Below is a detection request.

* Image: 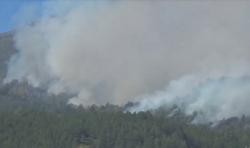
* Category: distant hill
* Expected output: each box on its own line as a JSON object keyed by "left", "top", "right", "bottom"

{"left": 0, "top": 32, "right": 16, "bottom": 82}
{"left": 0, "top": 31, "right": 71, "bottom": 111}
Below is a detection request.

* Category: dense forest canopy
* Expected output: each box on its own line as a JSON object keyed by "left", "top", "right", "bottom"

{"left": 0, "top": 83, "right": 250, "bottom": 148}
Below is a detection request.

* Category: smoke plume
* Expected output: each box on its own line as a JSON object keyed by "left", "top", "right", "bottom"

{"left": 128, "top": 74, "right": 250, "bottom": 123}
{"left": 4, "top": 1, "right": 250, "bottom": 122}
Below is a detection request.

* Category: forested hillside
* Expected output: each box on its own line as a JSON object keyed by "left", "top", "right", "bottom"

{"left": 0, "top": 93, "right": 250, "bottom": 148}
{"left": 0, "top": 32, "right": 250, "bottom": 148}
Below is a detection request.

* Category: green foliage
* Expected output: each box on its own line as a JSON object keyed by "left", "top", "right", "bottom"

{"left": 0, "top": 96, "right": 250, "bottom": 148}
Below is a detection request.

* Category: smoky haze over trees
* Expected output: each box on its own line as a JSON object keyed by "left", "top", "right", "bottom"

{"left": 3, "top": 1, "right": 250, "bottom": 123}
{"left": 0, "top": 1, "right": 250, "bottom": 147}
{"left": 0, "top": 30, "right": 250, "bottom": 148}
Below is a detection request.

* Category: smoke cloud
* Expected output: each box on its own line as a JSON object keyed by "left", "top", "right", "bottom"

{"left": 128, "top": 74, "right": 250, "bottom": 123}
{"left": 4, "top": 1, "right": 250, "bottom": 121}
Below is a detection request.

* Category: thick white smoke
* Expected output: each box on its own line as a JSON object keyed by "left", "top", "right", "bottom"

{"left": 4, "top": 1, "right": 250, "bottom": 121}
{"left": 128, "top": 74, "right": 250, "bottom": 123}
